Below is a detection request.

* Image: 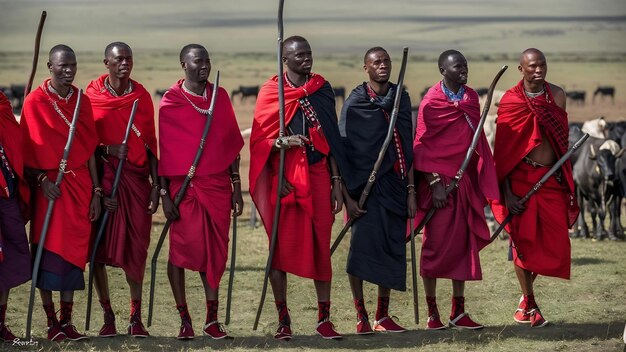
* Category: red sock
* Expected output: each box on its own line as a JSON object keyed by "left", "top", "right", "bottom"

{"left": 451, "top": 296, "right": 465, "bottom": 319}
{"left": 353, "top": 298, "right": 369, "bottom": 321}
{"left": 42, "top": 303, "right": 58, "bottom": 327}
{"left": 426, "top": 296, "right": 439, "bottom": 317}
{"left": 525, "top": 294, "right": 537, "bottom": 309}
{"left": 59, "top": 300, "right": 73, "bottom": 325}
{"left": 176, "top": 303, "right": 191, "bottom": 323}
{"left": 318, "top": 301, "right": 330, "bottom": 323}
{"left": 206, "top": 300, "right": 218, "bottom": 323}
{"left": 375, "top": 296, "right": 389, "bottom": 321}
{"left": 275, "top": 301, "right": 291, "bottom": 327}
{"left": 0, "top": 303, "right": 6, "bottom": 324}
{"left": 130, "top": 299, "right": 142, "bottom": 321}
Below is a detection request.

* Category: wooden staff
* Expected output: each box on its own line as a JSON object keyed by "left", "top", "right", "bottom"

{"left": 24, "top": 11, "right": 47, "bottom": 97}
{"left": 412, "top": 65, "right": 508, "bottom": 237}
{"left": 329, "top": 47, "right": 409, "bottom": 256}
{"left": 253, "top": 0, "right": 286, "bottom": 331}
{"left": 85, "top": 99, "right": 139, "bottom": 330}
{"left": 147, "top": 72, "right": 220, "bottom": 327}
{"left": 25, "top": 91, "right": 83, "bottom": 340}
{"left": 225, "top": 213, "right": 237, "bottom": 325}
{"left": 489, "top": 133, "right": 589, "bottom": 242}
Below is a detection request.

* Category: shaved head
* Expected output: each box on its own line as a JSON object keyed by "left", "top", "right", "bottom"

{"left": 105, "top": 41, "right": 132, "bottom": 59}
{"left": 179, "top": 43, "right": 207, "bottom": 63}
{"left": 438, "top": 49, "right": 463, "bottom": 69}
{"left": 49, "top": 44, "right": 74, "bottom": 61}
{"left": 519, "top": 48, "right": 545, "bottom": 65}
{"left": 283, "top": 35, "right": 308, "bottom": 51}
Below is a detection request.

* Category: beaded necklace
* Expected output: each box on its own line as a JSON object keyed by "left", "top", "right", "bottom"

{"left": 181, "top": 81, "right": 211, "bottom": 115}
{"left": 104, "top": 76, "right": 133, "bottom": 97}
{"left": 44, "top": 82, "right": 74, "bottom": 127}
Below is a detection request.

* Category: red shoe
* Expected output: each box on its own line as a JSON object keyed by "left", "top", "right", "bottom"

{"left": 98, "top": 322, "right": 117, "bottom": 337}
{"left": 426, "top": 315, "right": 447, "bottom": 330}
{"left": 203, "top": 320, "right": 228, "bottom": 340}
{"left": 372, "top": 316, "right": 406, "bottom": 333}
{"left": 177, "top": 320, "right": 195, "bottom": 340}
{"left": 513, "top": 296, "right": 530, "bottom": 324}
{"left": 529, "top": 308, "right": 549, "bottom": 328}
{"left": 47, "top": 323, "right": 67, "bottom": 342}
{"left": 274, "top": 324, "right": 292, "bottom": 340}
{"left": 61, "top": 323, "right": 88, "bottom": 341}
{"left": 128, "top": 319, "right": 149, "bottom": 338}
{"left": 0, "top": 323, "right": 17, "bottom": 342}
{"left": 449, "top": 313, "right": 484, "bottom": 330}
{"left": 316, "top": 320, "right": 342, "bottom": 340}
{"left": 356, "top": 319, "right": 374, "bottom": 335}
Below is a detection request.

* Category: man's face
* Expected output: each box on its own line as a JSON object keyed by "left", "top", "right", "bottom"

{"left": 364, "top": 50, "right": 392, "bottom": 84}
{"left": 105, "top": 46, "right": 133, "bottom": 80}
{"left": 519, "top": 52, "right": 547, "bottom": 84}
{"left": 182, "top": 47, "right": 211, "bottom": 83}
{"left": 440, "top": 54, "right": 468, "bottom": 85}
{"left": 283, "top": 40, "right": 312, "bottom": 76}
{"left": 47, "top": 50, "right": 77, "bottom": 88}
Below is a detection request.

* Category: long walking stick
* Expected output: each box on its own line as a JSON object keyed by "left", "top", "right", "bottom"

{"left": 24, "top": 11, "right": 47, "bottom": 97}
{"left": 329, "top": 47, "right": 409, "bottom": 256}
{"left": 25, "top": 91, "right": 83, "bottom": 340}
{"left": 225, "top": 214, "right": 237, "bottom": 325}
{"left": 253, "top": 0, "right": 286, "bottom": 331}
{"left": 85, "top": 99, "right": 139, "bottom": 330}
{"left": 147, "top": 72, "right": 220, "bottom": 327}
{"left": 408, "top": 204, "right": 419, "bottom": 324}
{"left": 489, "top": 133, "right": 589, "bottom": 242}
{"left": 411, "top": 65, "right": 508, "bottom": 237}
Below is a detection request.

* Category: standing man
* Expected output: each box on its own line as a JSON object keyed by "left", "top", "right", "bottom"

{"left": 250, "top": 36, "right": 344, "bottom": 340}
{"left": 413, "top": 50, "right": 499, "bottom": 330}
{"left": 0, "top": 91, "right": 31, "bottom": 342}
{"left": 158, "top": 44, "right": 243, "bottom": 340}
{"left": 21, "top": 44, "right": 101, "bottom": 341}
{"left": 337, "top": 47, "right": 414, "bottom": 334}
{"left": 491, "top": 48, "right": 577, "bottom": 328}
{"left": 86, "top": 41, "right": 159, "bottom": 338}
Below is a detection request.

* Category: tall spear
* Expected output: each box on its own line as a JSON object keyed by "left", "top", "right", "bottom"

{"left": 329, "top": 47, "right": 410, "bottom": 256}
{"left": 253, "top": 0, "right": 286, "bottom": 331}
{"left": 85, "top": 99, "right": 139, "bottom": 330}
{"left": 147, "top": 72, "right": 220, "bottom": 327}
{"left": 25, "top": 91, "right": 83, "bottom": 340}
{"left": 224, "top": 213, "right": 237, "bottom": 325}
{"left": 24, "top": 11, "right": 47, "bottom": 98}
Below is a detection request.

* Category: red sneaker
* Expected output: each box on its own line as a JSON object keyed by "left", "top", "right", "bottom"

{"left": 47, "top": 323, "right": 66, "bottom": 342}
{"left": 316, "top": 320, "right": 342, "bottom": 340}
{"left": 203, "top": 320, "right": 228, "bottom": 340}
{"left": 513, "top": 296, "right": 530, "bottom": 324}
{"left": 0, "top": 323, "right": 17, "bottom": 342}
{"left": 177, "top": 320, "right": 195, "bottom": 340}
{"left": 61, "top": 323, "right": 88, "bottom": 341}
{"left": 426, "top": 315, "right": 447, "bottom": 330}
{"left": 529, "top": 308, "right": 549, "bottom": 328}
{"left": 356, "top": 319, "right": 374, "bottom": 335}
{"left": 98, "top": 322, "right": 117, "bottom": 337}
{"left": 449, "top": 313, "right": 484, "bottom": 330}
{"left": 128, "top": 319, "right": 149, "bottom": 338}
{"left": 372, "top": 316, "right": 406, "bottom": 333}
{"left": 274, "top": 324, "right": 292, "bottom": 340}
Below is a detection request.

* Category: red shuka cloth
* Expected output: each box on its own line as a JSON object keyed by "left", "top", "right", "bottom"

{"left": 413, "top": 82, "right": 499, "bottom": 280}
{"left": 249, "top": 73, "right": 333, "bottom": 280}
{"left": 21, "top": 81, "right": 98, "bottom": 269}
{"left": 86, "top": 74, "right": 158, "bottom": 166}
{"left": 158, "top": 80, "right": 243, "bottom": 286}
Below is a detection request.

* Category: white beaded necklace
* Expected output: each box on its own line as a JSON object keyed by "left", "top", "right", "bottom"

{"left": 44, "top": 82, "right": 74, "bottom": 127}
{"left": 181, "top": 81, "right": 211, "bottom": 115}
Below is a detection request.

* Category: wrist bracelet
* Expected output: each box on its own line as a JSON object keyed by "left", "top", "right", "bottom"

{"left": 407, "top": 183, "right": 415, "bottom": 189}
{"left": 331, "top": 175, "right": 342, "bottom": 181}
{"left": 429, "top": 177, "right": 441, "bottom": 187}
{"left": 231, "top": 179, "right": 241, "bottom": 184}
{"left": 37, "top": 173, "right": 48, "bottom": 187}
{"left": 151, "top": 183, "right": 160, "bottom": 190}
{"left": 93, "top": 186, "right": 103, "bottom": 197}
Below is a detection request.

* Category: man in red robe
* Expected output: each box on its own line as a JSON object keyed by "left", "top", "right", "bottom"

{"left": 21, "top": 45, "right": 101, "bottom": 341}
{"left": 491, "top": 48, "right": 577, "bottom": 328}
{"left": 413, "top": 50, "right": 499, "bottom": 330}
{"left": 86, "top": 42, "right": 159, "bottom": 338}
{"left": 250, "top": 36, "right": 344, "bottom": 340}
{"left": 158, "top": 44, "right": 243, "bottom": 340}
{"left": 0, "top": 91, "right": 31, "bottom": 342}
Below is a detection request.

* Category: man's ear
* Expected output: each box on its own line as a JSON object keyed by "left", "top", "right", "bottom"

{"left": 47, "top": 61, "right": 52, "bottom": 71}
{"left": 180, "top": 61, "right": 186, "bottom": 70}
{"left": 518, "top": 65, "right": 523, "bottom": 73}
{"left": 103, "top": 58, "right": 109, "bottom": 67}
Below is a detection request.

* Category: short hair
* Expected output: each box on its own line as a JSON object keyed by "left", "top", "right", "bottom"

{"left": 49, "top": 44, "right": 74, "bottom": 61}
{"left": 363, "top": 47, "right": 388, "bottom": 64}
{"left": 179, "top": 44, "right": 207, "bottom": 62}
{"left": 519, "top": 48, "right": 545, "bottom": 64}
{"left": 104, "top": 41, "right": 132, "bottom": 58}
{"left": 282, "top": 36, "right": 308, "bottom": 51}
{"left": 438, "top": 49, "right": 463, "bottom": 68}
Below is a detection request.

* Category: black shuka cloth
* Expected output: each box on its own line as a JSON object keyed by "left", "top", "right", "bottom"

{"left": 337, "top": 82, "right": 413, "bottom": 291}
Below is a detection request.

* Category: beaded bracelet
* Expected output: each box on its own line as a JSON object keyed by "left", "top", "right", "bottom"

{"left": 331, "top": 175, "right": 342, "bottom": 181}
{"left": 407, "top": 183, "right": 415, "bottom": 189}
{"left": 428, "top": 177, "right": 441, "bottom": 187}
{"left": 93, "top": 186, "right": 103, "bottom": 197}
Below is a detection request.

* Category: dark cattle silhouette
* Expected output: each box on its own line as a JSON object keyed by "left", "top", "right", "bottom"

{"left": 475, "top": 87, "right": 489, "bottom": 97}
{"left": 332, "top": 86, "right": 346, "bottom": 102}
{"left": 593, "top": 86, "right": 615, "bottom": 104}
{"left": 154, "top": 89, "right": 168, "bottom": 98}
{"left": 8, "top": 84, "right": 25, "bottom": 110}
{"left": 566, "top": 90, "right": 586, "bottom": 105}
{"left": 231, "top": 85, "right": 259, "bottom": 103}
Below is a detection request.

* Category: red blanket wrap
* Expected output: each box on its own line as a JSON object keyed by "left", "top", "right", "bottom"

{"left": 413, "top": 82, "right": 499, "bottom": 280}
{"left": 249, "top": 74, "right": 333, "bottom": 280}
{"left": 21, "top": 81, "right": 98, "bottom": 269}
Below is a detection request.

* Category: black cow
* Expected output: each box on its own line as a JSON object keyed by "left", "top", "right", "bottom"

{"left": 231, "top": 85, "right": 259, "bottom": 103}
{"left": 9, "top": 84, "right": 25, "bottom": 111}
{"left": 566, "top": 90, "right": 586, "bottom": 106}
{"left": 475, "top": 87, "right": 489, "bottom": 97}
{"left": 593, "top": 86, "right": 615, "bottom": 104}
{"left": 333, "top": 86, "right": 346, "bottom": 102}
{"left": 154, "top": 89, "right": 168, "bottom": 98}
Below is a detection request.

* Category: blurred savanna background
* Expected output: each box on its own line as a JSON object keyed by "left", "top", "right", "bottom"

{"left": 0, "top": 0, "right": 625, "bottom": 351}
